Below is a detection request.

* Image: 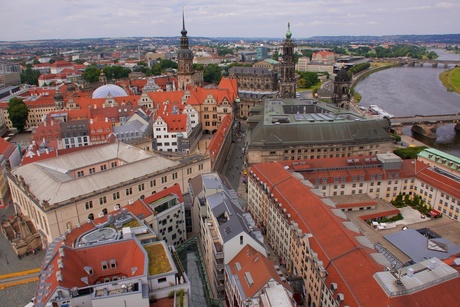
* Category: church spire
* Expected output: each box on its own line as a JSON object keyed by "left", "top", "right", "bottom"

{"left": 180, "top": 7, "right": 189, "bottom": 49}
{"left": 181, "top": 7, "right": 187, "bottom": 37}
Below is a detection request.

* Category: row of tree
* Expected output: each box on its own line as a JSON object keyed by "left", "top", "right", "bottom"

{"left": 345, "top": 45, "right": 438, "bottom": 59}
{"left": 347, "top": 62, "right": 371, "bottom": 77}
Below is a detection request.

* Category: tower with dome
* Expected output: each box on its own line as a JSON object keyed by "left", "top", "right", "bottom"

{"left": 279, "top": 22, "right": 296, "bottom": 99}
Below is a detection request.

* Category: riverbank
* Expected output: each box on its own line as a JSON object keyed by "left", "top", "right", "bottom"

{"left": 439, "top": 67, "right": 460, "bottom": 94}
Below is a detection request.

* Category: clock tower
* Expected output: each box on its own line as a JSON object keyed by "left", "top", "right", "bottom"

{"left": 177, "top": 9, "right": 195, "bottom": 90}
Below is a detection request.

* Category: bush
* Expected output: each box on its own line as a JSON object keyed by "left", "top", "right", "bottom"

{"left": 393, "top": 146, "right": 428, "bottom": 159}
{"left": 168, "top": 290, "right": 175, "bottom": 299}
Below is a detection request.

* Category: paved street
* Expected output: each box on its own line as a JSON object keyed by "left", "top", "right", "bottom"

{"left": 223, "top": 121, "right": 249, "bottom": 208}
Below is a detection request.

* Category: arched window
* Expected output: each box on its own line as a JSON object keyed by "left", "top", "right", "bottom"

{"left": 102, "top": 208, "right": 108, "bottom": 215}
{"left": 88, "top": 213, "right": 94, "bottom": 220}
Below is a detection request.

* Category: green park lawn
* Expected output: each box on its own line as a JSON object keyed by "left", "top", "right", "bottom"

{"left": 439, "top": 67, "right": 460, "bottom": 94}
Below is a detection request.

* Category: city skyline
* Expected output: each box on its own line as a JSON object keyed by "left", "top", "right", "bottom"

{"left": 1, "top": 0, "right": 459, "bottom": 42}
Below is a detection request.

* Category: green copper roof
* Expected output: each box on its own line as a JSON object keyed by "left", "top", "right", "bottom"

{"left": 286, "top": 22, "right": 292, "bottom": 39}
{"left": 264, "top": 59, "right": 279, "bottom": 65}
{"left": 418, "top": 148, "right": 460, "bottom": 165}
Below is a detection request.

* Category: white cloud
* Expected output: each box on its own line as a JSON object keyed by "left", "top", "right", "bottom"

{"left": 0, "top": 0, "right": 457, "bottom": 40}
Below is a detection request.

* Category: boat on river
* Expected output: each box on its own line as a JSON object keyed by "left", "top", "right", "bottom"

{"left": 368, "top": 105, "right": 394, "bottom": 118}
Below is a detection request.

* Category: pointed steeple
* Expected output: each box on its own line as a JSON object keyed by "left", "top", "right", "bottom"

{"left": 181, "top": 7, "right": 187, "bottom": 37}
{"left": 180, "top": 7, "right": 189, "bottom": 50}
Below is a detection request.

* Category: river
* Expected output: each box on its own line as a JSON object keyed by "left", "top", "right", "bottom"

{"left": 355, "top": 49, "right": 460, "bottom": 157}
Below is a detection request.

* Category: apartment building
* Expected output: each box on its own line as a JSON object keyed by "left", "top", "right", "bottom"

{"left": 33, "top": 201, "right": 191, "bottom": 307}
{"left": 142, "top": 184, "right": 187, "bottom": 247}
{"left": 8, "top": 140, "right": 211, "bottom": 245}
{"left": 285, "top": 153, "right": 460, "bottom": 222}
{"left": 247, "top": 161, "right": 460, "bottom": 307}
{"left": 189, "top": 173, "right": 266, "bottom": 302}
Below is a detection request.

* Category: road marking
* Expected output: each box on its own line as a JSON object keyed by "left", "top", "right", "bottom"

{"left": 0, "top": 276, "right": 39, "bottom": 290}
{"left": 0, "top": 268, "right": 40, "bottom": 280}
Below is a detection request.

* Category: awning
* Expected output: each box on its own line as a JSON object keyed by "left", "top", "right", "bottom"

{"left": 429, "top": 210, "right": 440, "bottom": 217}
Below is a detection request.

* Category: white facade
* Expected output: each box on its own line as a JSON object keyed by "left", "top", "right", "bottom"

{"left": 182, "top": 104, "right": 200, "bottom": 128}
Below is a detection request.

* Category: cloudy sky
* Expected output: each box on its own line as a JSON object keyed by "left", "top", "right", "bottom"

{"left": 1, "top": 0, "right": 458, "bottom": 41}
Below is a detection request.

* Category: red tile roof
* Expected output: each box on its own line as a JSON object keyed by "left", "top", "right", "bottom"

{"left": 207, "top": 114, "right": 232, "bottom": 165}
{"left": 249, "top": 161, "right": 460, "bottom": 306}
{"left": 143, "top": 184, "right": 183, "bottom": 205}
{"left": 0, "top": 137, "right": 16, "bottom": 157}
{"left": 228, "top": 244, "right": 291, "bottom": 298}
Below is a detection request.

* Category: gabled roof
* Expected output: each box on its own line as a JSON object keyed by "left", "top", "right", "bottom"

{"left": 207, "top": 114, "right": 232, "bottom": 162}
{"left": 228, "top": 244, "right": 291, "bottom": 298}
{"left": 0, "top": 137, "right": 16, "bottom": 157}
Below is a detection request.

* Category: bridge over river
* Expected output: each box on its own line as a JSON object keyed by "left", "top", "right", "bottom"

{"left": 389, "top": 114, "right": 460, "bottom": 139}
{"left": 376, "top": 58, "right": 460, "bottom": 68}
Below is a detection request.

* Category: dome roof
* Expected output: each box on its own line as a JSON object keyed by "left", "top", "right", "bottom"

{"left": 54, "top": 92, "right": 63, "bottom": 101}
{"left": 92, "top": 84, "right": 128, "bottom": 99}
{"left": 177, "top": 48, "right": 193, "bottom": 59}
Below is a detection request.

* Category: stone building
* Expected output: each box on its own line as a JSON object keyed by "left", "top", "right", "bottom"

{"left": 8, "top": 140, "right": 211, "bottom": 245}
{"left": 246, "top": 99, "right": 394, "bottom": 164}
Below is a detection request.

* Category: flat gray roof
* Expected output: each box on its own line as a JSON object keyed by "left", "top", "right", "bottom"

{"left": 384, "top": 228, "right": 460, "bottom": 262}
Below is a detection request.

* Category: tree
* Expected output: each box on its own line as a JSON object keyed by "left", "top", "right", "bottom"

{"left": 73, "top": 59, "right": 84, "bottom": 64}
{"left": 7, "top": 97, "right": 29, "bottom": 132}
{"left": 20, "top": 64, "right": 40, "bottom": 85}
{"left": 82, "top": 66, "right": 101, "bottom": 83}
{"left": 49, "top": 59, "right": 55, "bottom": 64}
{"left": 203, "top": 64, "right": 222, "bottom": 84}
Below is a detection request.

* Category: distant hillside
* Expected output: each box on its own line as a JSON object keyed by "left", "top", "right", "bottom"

{"left": 304, "top": 34, "right": 460, "bottom": 44}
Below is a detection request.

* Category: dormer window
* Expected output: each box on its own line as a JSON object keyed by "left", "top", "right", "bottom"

{"left": 101, "top": 261, "right": 108, "bottom": 270}
{"left": 110, "top": 259, "right": 117, "bottom": 269}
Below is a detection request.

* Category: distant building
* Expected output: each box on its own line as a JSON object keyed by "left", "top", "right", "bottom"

{"left": 255, "top": 45, "right": 268, "bottom": 60}
{"left": 253, "top": 58, "right": 280, "bottom": 74}
{"left": 312, "top": 50, "right": 335, "bottom": 64}
{"left": 0, "top": 61, "right": 21, "bottom": 86}
{"left": 295, "top": 57, "right": 310, "bottom": 71}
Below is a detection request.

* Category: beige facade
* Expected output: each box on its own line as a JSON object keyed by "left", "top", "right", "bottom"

{"left": 2, "top": 98, "right": 56, "bottom": 129}
{"left": 8, "top": 142, "right": 211, "bottom": 245}
{"left": 295, "top": 57, "right": 310, "bottom": 71}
